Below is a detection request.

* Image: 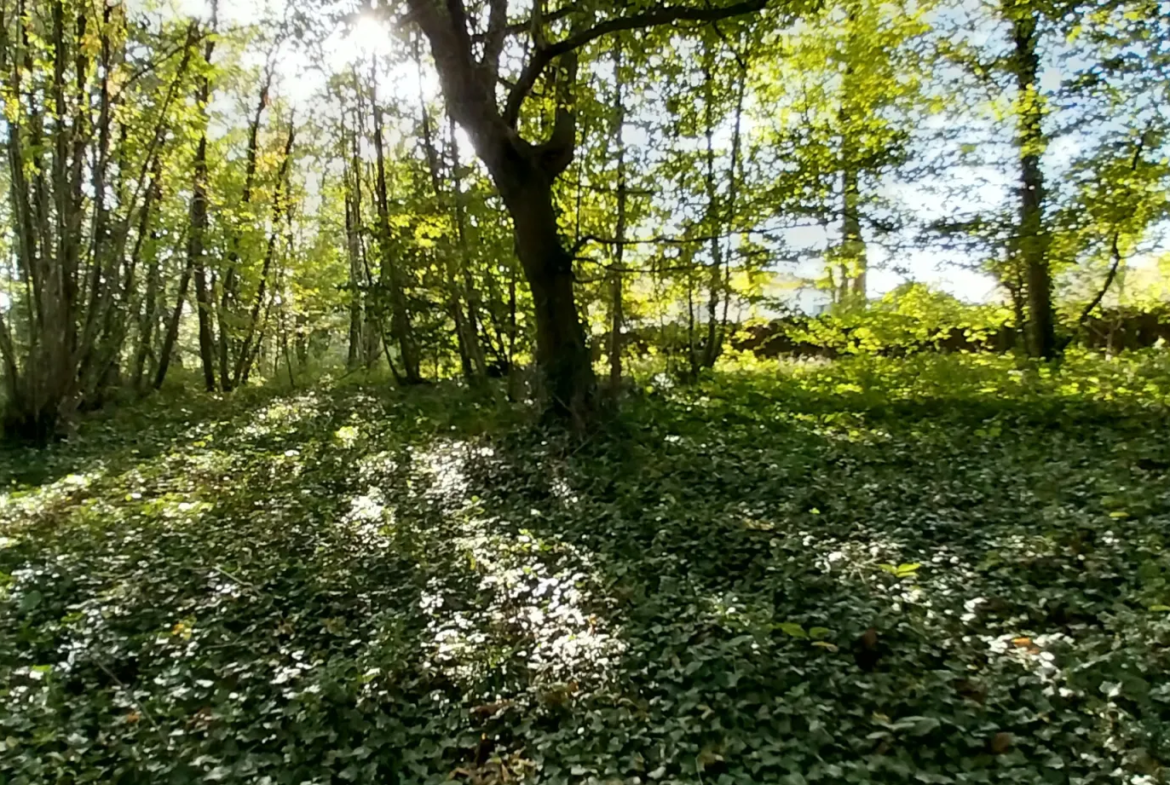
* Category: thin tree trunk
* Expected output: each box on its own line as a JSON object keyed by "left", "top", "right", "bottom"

{"left": 235, "top": 119, "right": 295, "bottom": 387}
{"left": 449, "top": 117, "right": 490, "bottom": 379}
{"left": 335, "top": 85, "right": 363, "bottom": 369}
{"left": 371, "top": 64, "right": 422, "bottom": 383}
{"left": 189, "top": 20, "right": 218, "bottom": 391}
{"left": 412, "top": 36, "right": 479, "bottom": 381}
{"left": 154, "top": 239, "right": 196, "bottom": 390}
{"left": 218, "top": 72, "right": 271, "bottom": 392}
{"left": 133, "top": 224, "right": 162, "bottom": 389}
{"left": 835, "top": 9, "right": 868, "bottom": 306}
{"left": 608, "top": 36, "right": 627, "bottom": 391}
{"left": 699, "top": 55, "right": 722, "bottom": 370}
{"left": 719, "top": 52, "right": 746, "bottom": 348}
{"left": 506, "top": 256, "right": 520, "bottom": 401}
{"left": 345, "top": 172, "right": 364, "bottom": 369}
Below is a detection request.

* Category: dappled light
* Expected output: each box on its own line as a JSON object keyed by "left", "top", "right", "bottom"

{"left": 7, "top": 357, "right": 1169, "bottom": 781}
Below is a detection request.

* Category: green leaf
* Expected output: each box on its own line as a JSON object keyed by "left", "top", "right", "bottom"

{"left": 18, "top": 590, "right": 42, "bottom": 612}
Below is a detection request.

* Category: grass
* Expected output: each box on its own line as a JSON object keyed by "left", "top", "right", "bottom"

{"left": 2, "top": 352, "right": 1170, "bottom": 784}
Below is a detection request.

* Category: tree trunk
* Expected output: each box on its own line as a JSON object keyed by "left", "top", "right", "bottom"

{"left": 219, "top": 73, "right": 270, "bottom": 392}
{"left": 449, "top": 117, "right": 489, "bottom": 380}
{"left": 133, "top": 227, "right": 161, "bottom": 390}
{"left": 233, "top": 119, "right": 294, "bottom": 387}
{"left": 188, "top": 25, "right": 217, "bottom": 392}
{"left": 1007, "top": 5, "right": 1055, "bottom": 359}
{"left": 154, "top": 242, "right": 195, "bottom": 390}
{"left": 190, "top": 132, "right": 217, "bottom": 392}
{"left": 839, "top": 163, "right": 867, "bottom": 305}
{"left": 496, "top": 169, "right": 593, "bottom": 420}
{"left": 412, "top": 36, "right": 480, "bottom": 382}
{"left": 838, "top": 9, "right": 868, "bottom": 306}
{"left": 371, "top": 66, "right": 422, "bottom": 383}
{"left": 699, "top": 54, "right": 722, "bottom": 370}
{"left": 345, "top": 181, "right": 364, "bottom": 370}
{"left": 336, "top": 84, "right": 363, "bottom": 370}
{"left": 608, "top": 36, "right": 627, "bottom": 391}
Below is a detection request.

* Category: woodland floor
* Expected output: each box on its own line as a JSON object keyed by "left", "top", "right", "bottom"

{"left": 2, "top": 354, "right": 1170, "bottom": 785}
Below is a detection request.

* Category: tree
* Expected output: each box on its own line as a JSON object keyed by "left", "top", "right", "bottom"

{"left": 0, "top": 1, "right": 200, "bottom": 438}
{"left": 400, "top": 0, "right": 773, "bottom": 421}
{"left": 1002, "top": 0, "right": 1056, "bottom": 359}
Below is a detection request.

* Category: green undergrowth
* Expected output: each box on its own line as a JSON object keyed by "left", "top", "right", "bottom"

{"left": 3, "top": 353, "right": 1170, "bottom": 784}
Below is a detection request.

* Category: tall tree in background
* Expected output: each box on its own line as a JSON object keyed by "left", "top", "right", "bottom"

{"left": 1002, "top": 0, "right": 1055, "bottom": 358}
{"left": 188, "top": 4, "right": 219, "bottom": 391}
{"left": 607, "top": 35, "right": 628, "bottom": 390}
{"left": 835, "top": 1, "right": 868, "bottom": 305}
{"left": 370, "top": 62, "right": 423, "bottom": 384}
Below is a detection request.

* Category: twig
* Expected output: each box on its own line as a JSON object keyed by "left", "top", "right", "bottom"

{"left": 95, "top": 659, "right": 168, "bottom": 745}
{"left": 211, "top": 565, "right": 259, "bottom": 591}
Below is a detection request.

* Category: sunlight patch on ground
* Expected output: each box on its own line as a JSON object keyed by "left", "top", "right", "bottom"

{"left": 419, "top": 520, "right": 626, "bottom": 690}
{"left": 0, "top": 470, "right": 105, "bottom": 517}
{"left": 341, "top": 486, "right": 394, "bottom": 548}
{"left": 404, "top": 440, "right": 625, "bottom": 695}
{"left": 414, "top": 438, "right": 494, "bottom": 504}
{"left": 239, "top": 392, "right": 323, "bottom": 439}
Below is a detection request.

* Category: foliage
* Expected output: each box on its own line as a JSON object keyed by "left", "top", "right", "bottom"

{"left": 4, "top": 355, "right": 1170, "bottom": 783}
{"left": 777, "top": 284, "right": 1014, "bottom": 355}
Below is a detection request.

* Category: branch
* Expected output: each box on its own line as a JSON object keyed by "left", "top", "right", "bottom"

{"left": 535, "top": 49, "right": 579, "bottom": 176}
{"left": 503, "top": 0, "right": 768, "bottom": 126}
{"left": 481, "top": 0, "right": 509, "bottom": 73}
{"left": 471, "top": 7, "right": 573, "bottom": 42}
{"left": 1076, "top": 231, "right": 1123, "bottom": 326}
{"left": 1076, "top": 130, "right": 1149, "bottom": 326}
{"left": 573, "top": 224, "right": 790, "bottom": 253}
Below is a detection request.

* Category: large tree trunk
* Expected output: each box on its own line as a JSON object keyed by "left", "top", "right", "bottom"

{"left": 407, "top": 0, "right": 765, "bottom": 419}
{"left": 1008, "top": 5, "right": 1055, "bottom": 359}
{"left": 498, "top": 172, "right": 593, "bottom": 420}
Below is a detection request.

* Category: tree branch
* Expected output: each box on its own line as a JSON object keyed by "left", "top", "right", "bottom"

{"left": 471, "top": 7, "right": 573, "bottom": 42}
{"left": 503, "top": 0, "right": 768, "bottom": 127}
{"left": 481, "top": 0, "right": 509, "bottom": 73}
{"left": 535, "top": 49, "right": 579, "bottom": 176}
{"left": 1076, "top": 131, "right": 1149, "bottom": 326}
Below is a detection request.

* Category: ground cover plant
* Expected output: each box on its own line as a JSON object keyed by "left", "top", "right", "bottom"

{"left": 3, "top": 352, "right": 1170, "bottom": 784}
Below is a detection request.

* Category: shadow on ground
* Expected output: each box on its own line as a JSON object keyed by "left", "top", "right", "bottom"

{"left": 2, "top": 368, "right": 1170, "bottom": 784}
